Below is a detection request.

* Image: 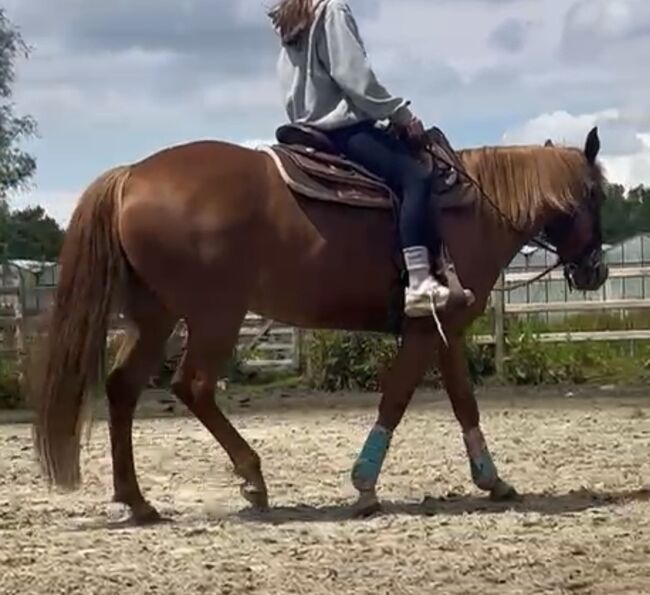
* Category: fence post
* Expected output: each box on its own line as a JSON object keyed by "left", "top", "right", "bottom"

{"left": 494, "top": 270, "right": 506, "bottom": 379}
{"left": 292, "top": 328, "right": 303, "bottom": 373}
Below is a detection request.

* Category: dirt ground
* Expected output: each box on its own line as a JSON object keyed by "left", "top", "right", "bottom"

{"left": 1, "top": 386, "right": 650, "bottom": 595}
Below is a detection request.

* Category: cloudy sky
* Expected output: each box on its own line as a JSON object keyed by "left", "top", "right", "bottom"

{"left": 4, "top": 0, "right": 650, "bottom": 226}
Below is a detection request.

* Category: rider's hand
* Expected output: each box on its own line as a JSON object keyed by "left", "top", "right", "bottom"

{"left": 398, "top": 116, "right": 428, "bottom": 150}
{"left": 405, "top": 116, "right": 426, "bottom": 140}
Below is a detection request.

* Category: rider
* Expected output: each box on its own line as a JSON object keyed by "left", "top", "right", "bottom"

{"left": 268, "top": 0, "right": 471, "bottom": 318}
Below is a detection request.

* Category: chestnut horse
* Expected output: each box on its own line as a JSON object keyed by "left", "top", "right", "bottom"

{"left": 30, "top": 127, "right": 608, "bottom": 523}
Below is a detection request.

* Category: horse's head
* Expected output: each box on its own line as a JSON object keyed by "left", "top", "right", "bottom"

{"left": 541, "top": 127, "right": 609, "bottom": 292}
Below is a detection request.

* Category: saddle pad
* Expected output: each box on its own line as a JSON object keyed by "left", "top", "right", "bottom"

{"left": 260, "top": 144, "right": 476, "bottom": 211}
{"left": 261, "top": 144, "right": 396, "bottom": 209}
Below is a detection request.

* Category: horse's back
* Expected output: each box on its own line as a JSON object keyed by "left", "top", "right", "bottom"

{"left": 131, "top": 139, "right": 267, "bottom": 186}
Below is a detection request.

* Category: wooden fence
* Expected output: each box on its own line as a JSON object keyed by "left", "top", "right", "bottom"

{"left": 477, "top": 266, "right": 650, "bottom": 375}
{"left": 0, "top": 286, "right": 23, "bottom": 355}
{"left": 3, "top": 265, "right": 650, "bottom": 376}
{"left": 233, "top": 266, "right": 650, "bottom": 375}
{"left": 238, "top": 314, "right": 302, "bottom": 372}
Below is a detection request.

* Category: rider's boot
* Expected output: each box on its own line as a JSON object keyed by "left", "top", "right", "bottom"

{"left": 402, "top": 244, "right": 474, "bottom": 318}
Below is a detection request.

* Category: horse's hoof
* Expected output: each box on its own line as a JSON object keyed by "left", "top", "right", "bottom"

{"left": 489, "top": 479, "right": 522, "bottom": 502}
{"left": 130, "top": 505, "right": 170, "bottom": 526}
{"left": 353, "top": 491, "right": 381, "bottom": 518}
{"left": 240, "top": 483, "right": 269, "bottom": 512}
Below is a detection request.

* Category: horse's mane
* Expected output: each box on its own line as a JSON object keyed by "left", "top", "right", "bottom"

{"left": 456, "top": 144, "right": 605, "bottom": 229}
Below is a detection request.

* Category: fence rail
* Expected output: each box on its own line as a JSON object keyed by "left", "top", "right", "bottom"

{"left": 237, "top": 314, "right": 300, "bottom": 370}
{"left": 484, "top": 265, "right": 650, "bottom": 371}
{"left": 474, "top": 329, "right": 650, "bottom": 345}
{"left": 503, "top": 265, "right": 650, "bottom": 282}
{"left": 3, "top": 264, "right": 650, "bottom": 375}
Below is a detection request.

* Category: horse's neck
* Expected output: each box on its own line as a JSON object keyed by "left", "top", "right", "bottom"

{"left": 444, "top": 204, "right": 540, "bottom": 305}
{"left": 451, "top": 145, "right": 574, "bottom": 300}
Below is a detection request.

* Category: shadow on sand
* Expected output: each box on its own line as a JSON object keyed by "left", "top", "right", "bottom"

{"left": 68, "top": 486, "right": 650, "bottom": 532}
{"left": 235, "top": 486, "right": 650, "bottom": 525}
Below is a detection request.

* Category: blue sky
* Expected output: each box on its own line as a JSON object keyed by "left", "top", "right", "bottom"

{"left": 5, "top": 0, "right": 650, "bottom": 226}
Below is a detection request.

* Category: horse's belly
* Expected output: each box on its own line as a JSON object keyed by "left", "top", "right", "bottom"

{"left": 249, "top": 200, "right": 399, "bottom": 332}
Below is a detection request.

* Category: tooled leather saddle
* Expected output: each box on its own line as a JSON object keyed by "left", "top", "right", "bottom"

{"left": 259, "top": 123, "right": 475, "bottom": 212}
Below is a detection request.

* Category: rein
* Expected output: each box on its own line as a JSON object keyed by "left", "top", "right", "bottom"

{"left": 495, "top": 260, "right": 562, "bottom": 293}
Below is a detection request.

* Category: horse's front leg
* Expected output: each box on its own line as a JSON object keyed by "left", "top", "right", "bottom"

{"left": 437, "top": 336, "right": 519, "bottom": 501}
{"left": 351, "top": 329, "right": 437, "bottom": 515}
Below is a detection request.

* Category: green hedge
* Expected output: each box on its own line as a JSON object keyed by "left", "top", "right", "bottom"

{"left": 302, "top": 317, "right": 650, "bottom": 392}
{"left": 0, "top": 357, "right": 22, "bottom": 409}
{"left": 3, "top": 314, "right": 650, "bottom": 409}
{"left": 304, "top": 330, "right": 399, "bottom": 391}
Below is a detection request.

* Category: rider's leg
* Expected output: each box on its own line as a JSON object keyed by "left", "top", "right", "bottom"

{"left": 398, "top": 169, "right": 451, "bottom": 316}
{"left": 324, "top": 122, "right": 466, "bottom": 317}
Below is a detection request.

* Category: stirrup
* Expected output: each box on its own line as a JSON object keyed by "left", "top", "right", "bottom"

{"left": 431, "top": 255, "right": 475, "bottom": 346}
{"left": 427, "top": 284, "right": 474, "bottom": 347}
{"left": 433, "top": 249, "right": 475, "bottom": 310}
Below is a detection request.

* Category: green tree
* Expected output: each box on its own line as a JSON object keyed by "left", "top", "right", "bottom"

{"left": 0, "top": 10, "right": 36, "bottom": 208}
{"left": 601, "top": 183, "right": 650, "bottom": 244}
{"left": 5, "top": 205, "right": 63, "bottom": 260}
{"left": 0, "top": 9, "right": 38, "bottom": 263}
{"left": 0, "top": 199, "right": 8, "bottom": 262}
{"left": 602, "top": 183, "right": 632, "bottom": 244}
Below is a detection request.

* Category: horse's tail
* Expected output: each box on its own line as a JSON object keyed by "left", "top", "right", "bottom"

{"left": 30, "top": 165, "right": 131, "bottom": 489}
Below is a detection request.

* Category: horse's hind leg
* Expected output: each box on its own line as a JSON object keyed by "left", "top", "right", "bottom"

{"left": 171, "top": 313, "right": 268, "bottom": 510}
{"left": 106, "top": 287, "right": 174, "bottom": 524}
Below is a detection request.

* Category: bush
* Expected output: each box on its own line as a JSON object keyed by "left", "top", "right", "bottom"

{"left": 304, "top": 331, "right": 399, "bottom": 391}
{"left": 503, "top": 321, "right": 595, "bottom": 385}
{"left": 0, "top": 357, "right": 23, "bottom": 409}
{"left": 305, "top": 319, "right": 650, "bottom": 392}
{"left": 101, "top": 313, "right": 650, "bottom": 396}
{"left": 464, "top": 340, "right": 496, "bottom": 384}
{"left": 500, "top": 319, "right": 650, "bottom": 385}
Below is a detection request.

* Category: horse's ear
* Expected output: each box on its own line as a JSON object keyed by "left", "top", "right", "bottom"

{"left": 544, "top": 139, "right": 554, "bottom": 147}
{"left": 584, "top": 126, "right": 600, "bottom": 164}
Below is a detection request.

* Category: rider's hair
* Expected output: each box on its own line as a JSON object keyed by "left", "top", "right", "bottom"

{"left": 268, "top": 0, "right": 315, "bottom": 44}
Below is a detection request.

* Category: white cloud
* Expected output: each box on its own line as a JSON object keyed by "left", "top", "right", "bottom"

{"left": 201, "top": 77, "right": 279, "bottom": 113}
{"left": 240, "top": 138, "right": 275, "bottom": 149}
{"left": 503, "top": 108, "right": 619, "bottom": 146}
{"left": 7, "top": 189, "right": 80, "bottom": 227}
{"left": 601, "top": 135, "right": 650, "bottom": 188}
{"left": 503, "top": 109, "right": 650, "bottom": 188}
{"left": 562, "top": 0, "right": 650, "bottom": 57}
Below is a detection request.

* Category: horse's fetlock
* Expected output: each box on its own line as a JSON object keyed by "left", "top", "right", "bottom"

{"left": 235, "top": 451, "right": 262, "bottom": 480}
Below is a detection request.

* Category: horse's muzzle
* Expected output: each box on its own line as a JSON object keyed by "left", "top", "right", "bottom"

{"left": 564, "top": 249, "right": 609, "bottom": 292}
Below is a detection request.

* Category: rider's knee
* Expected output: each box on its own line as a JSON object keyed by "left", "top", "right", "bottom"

{"left": 402, "top": 165, "right": 433, "bottom": 198}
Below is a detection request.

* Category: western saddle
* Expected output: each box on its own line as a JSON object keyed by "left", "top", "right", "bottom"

{"left": 259, "top": 123, "right": 474, "bottom": 212}
{"left": 258, "top": 123, "right": 476, "bottom": 334}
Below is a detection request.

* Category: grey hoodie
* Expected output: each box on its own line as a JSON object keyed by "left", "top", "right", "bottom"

{"left": 276, "top": 0, "right": 414, "bottom": 130}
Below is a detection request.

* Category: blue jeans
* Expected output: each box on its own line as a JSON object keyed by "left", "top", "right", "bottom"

{"left": 322, "top": 121, "right": 437, "bottom": 251}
